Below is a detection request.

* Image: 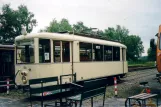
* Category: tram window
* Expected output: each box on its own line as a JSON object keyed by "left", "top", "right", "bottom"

{"left": 104, "top": 46, "right": 112, "bottom": 61}
{"left": 16, "top": 40, "right": 34, "bottom": 64}
{"left": 39, "top": 39, "right": 51, "bottom": 63}
{"left": 53, "top": 41, "right": 61, "bottom": 62}
{"left": 93, "top": 44, "right": 103, "bottom": 61}
{"left": 80, "top": 42, "right": 92, "bottom": 61}
{"left": 113, "top": 47, "right": 120, "bottom": 61}
{"left": 62, "top": 41, "right": 70, "bottom": 62}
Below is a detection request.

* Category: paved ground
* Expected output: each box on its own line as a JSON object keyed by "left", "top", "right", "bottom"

{"left": 0, "top": 97, "right": 161, "bottom": 107}
{"left": 0, "top": 97, "right": 126, "bottom": 107}
{"left": 0, "top": 97, "right": 28, "bottom": 107}
{"left": 0, "top": 68, "right": 161, "bottom": 107}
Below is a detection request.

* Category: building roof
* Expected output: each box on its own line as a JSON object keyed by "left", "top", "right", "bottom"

{"left": 0, "top": 44, "right": 15, "bottom": 50}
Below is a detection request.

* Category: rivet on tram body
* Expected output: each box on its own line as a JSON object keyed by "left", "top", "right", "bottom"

{"left": 28, "top": 68, "right": 31, "bottom": 71}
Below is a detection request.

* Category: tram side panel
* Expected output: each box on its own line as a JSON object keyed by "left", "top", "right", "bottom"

{"left": 15, "top": 64, "right": 40, "bottom": 86}
{"left": 15, "top": 63, "right": 72, "bottom": 86}
{"left": 124, "top": 61, "right": 128, "bottom": 74}
{"left": 73, "top": 61, "right": 127, "bottom": 81}
{"left": 123, "top": 48, "right": 128, "bottom": 75}
{"left": 72, "top": 41, "right": 128, "bottom": 81}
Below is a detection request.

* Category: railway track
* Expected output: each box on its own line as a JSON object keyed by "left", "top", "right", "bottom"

{"left": 122, "top": 67, "right": 157, "bottom": 83}
{"left": 123, "top": 75, "right": 154, "bottom": 84}
{"left": 102, "top": 68, "right": 156, "bottom": 88}
{"left": 125, "top": 69, "right": 155, "bottom": 80}
{"left": 102, "top": 68, "right": 158, "bottom": 98}
{"left": 118, "top": 68, "right": 157, "bottom": 90}
{"left": 107, "top": 68, "right": 156, "bottom": 85}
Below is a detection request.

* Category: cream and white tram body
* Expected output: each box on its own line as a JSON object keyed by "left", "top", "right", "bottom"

{"left": 14, "top": 33, "right": 128, "bottom": 86}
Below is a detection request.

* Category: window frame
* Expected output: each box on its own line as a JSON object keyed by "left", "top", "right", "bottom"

{"left": 39, "top": 39, "right": 51, "bottom": 63}
{"left": 79, "top": 42, "right": 93, "bottom": 62}
{"left": 104, "top": 45, "right": 113, "bottom": 61}
{"left": 113, "top": 46, "right": 120, "bottom": 61}
{"left": 53, "top": 40, "right": 71, "bottom": 63}
{"left": 53, "top": 40, "right": 61, "bottom": 63}
{"left": 62, "top": 41, "right": 70, "bottom": 62}
{"left": 16, "top": 39, "right": 35, "bottom": 64}
{"left": 92, "top": 44, "right": 103, "bottom": 61}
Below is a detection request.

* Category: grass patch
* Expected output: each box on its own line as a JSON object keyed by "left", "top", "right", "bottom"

{"left": 128, "top": 61, "right": 155, "bottom": 67}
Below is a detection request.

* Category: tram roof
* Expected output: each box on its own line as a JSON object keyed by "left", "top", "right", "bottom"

{"left": 15, "top": 32, "right": 127, "bottom": 48}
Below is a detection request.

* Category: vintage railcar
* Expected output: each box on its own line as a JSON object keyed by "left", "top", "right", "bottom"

{"left": 14, "top": 32, "right": 128, "bottom": 86}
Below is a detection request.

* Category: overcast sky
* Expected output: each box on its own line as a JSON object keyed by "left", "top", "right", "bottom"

{"left": 1, "top": 0, "right": 161, "bottom": 56}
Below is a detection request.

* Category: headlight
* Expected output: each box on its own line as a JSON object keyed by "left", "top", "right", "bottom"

{"left": 20, "top": 68, "right": 29, "bottom": 84}
{"left": 22, "top": 76, "right": 27, "bottom": 84}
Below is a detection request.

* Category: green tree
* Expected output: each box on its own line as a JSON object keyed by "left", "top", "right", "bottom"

{"left": 43, "top": 18, "right": 72, "bottom": 32}
{"left": 59, "top": 19, "right": 72, "bottom": 32}
{"left": 73, "top": 21, "right": 102, "bottom": 38}
{"left": 73, "top": 21, "right": 89, "bottom": 33}
{"left": 103, "top": 25, "right": 144, "bottom": 60}
{"left": 104, "top": 25, "right": 129, "bottom": 42}
{"left": 125, "top": 35, "right": 144, "bottom": 60}
{"left": 42, "top": 19, "right": 100, "bottom": 37}
{"left": 103, "top": 27, "right": 115, "bottom": 40}
{"left": 147, "top": 38, "right": 156, "bottom": 61}
{"left": 0, "top": 4, "right": 37, "bottom": 43}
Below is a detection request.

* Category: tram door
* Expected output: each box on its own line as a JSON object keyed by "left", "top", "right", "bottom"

{"left": 0, "top": 50, "right": 14, "bottom": 78}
